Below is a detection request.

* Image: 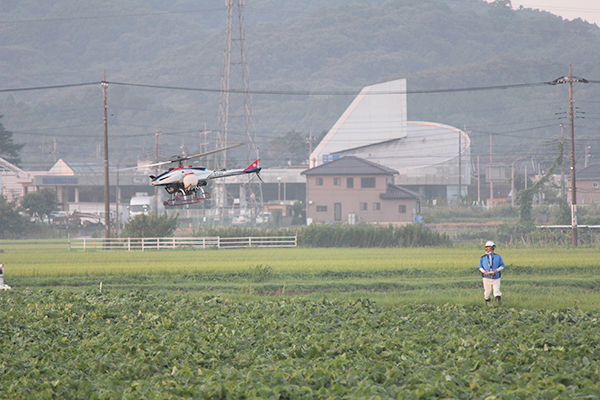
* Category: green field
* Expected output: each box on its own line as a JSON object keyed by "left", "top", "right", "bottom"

{"left": 1, "top": 243, "right": 600, "bottom": 310}
{"left": 1, "top": 242, "right": 599, "bottom": 398}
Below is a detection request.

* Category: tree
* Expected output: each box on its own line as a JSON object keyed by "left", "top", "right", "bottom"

{"left": 0, "top": 116, "right": 24, "bottom": 165}
{"left": 268, "top": 130, "right": 327, "bottom": 167}
{"left": 553, "top": 200, "right": 571, "bottom": 225}
{"left": 0, "top": 196, "right": 28, "bottom": 238}
{"left": 291, "top": 201, "right": 306, "bottom": 225}
{"left": 518, "top": 141, "right": 562, "bottom": 228}
{"left": 122, "top": 213, "right": 178, "bottom": 238}
{"left": 268, "top": 131, "right": 310, "bottom": 167}
{"left": 492, "top": 0, "right": 512, "bottom": 8}
{"left": 20, "top": 189, "right": 58, "bottom": 220}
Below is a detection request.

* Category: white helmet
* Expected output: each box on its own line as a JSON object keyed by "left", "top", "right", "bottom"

{"left": 485, "top": 241, "right": 495, "bottom": 247}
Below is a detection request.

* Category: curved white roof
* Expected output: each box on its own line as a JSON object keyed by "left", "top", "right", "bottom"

{"left": 309, "top": 79, "right": 470, "bottom": 186}
{"left": 312, "top": 79, "right": 407, "bottom": 158}
{"left": 339, "top": 121, "right": 470, "bottom": 171}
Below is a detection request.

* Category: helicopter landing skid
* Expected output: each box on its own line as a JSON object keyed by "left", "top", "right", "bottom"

{"left": 164, "top": 192, "right": 210, "bottom": 207}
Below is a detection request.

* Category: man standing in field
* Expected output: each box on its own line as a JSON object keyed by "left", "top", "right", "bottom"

{"left": 0, "top": 264, "right": 11, "bottom": 290}
{"left": 478, "top": 241, "right": 504, "bottom": 305}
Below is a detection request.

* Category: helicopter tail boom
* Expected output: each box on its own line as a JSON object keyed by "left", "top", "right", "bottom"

{"left": 244, "top": 159, "right": 261, "bottom": 173}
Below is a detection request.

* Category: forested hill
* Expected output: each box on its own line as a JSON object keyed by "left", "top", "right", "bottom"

{"left": 1, "top": 0, "right": 599, "bottom": 169}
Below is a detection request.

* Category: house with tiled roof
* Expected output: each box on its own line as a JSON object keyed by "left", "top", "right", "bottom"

{"left": 0, "top": 156, "right": 33, "bottom": 200}
{"left": 301, "top": 156, "right": 422, "bottom": 225}
{"left": 574, "top": 164, "right": 600, "bottom": 205}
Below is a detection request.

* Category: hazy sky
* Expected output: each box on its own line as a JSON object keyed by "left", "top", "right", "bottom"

{"left": 494, "top": 0, "right": 600, "bottom": 26}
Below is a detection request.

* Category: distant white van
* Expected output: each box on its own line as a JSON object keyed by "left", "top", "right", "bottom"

{"left": 128, "top": 195, "right": 153, "bottom": 219}
{"left": 256, "top": 212, "right": 272, "bottom": 224}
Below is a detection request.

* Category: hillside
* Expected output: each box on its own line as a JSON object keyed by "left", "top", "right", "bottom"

{"left": 1, "top": 0, "right": 599, "bottom": 169}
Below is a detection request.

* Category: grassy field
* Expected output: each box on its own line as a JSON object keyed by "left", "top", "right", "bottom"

{"left": 1, "top": 241, "right": 600, "bottom": 398}
{"left": 1, "top": 241, "right": 600, "bottom": 311}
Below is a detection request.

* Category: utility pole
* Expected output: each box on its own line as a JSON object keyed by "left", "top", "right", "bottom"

{"left": 551, "top": 64, "right": 588, "bottom": 246}
{"left": 154, "top": 129, "right": 161, "bottom": 170}
{"left": 306, "top": 132, "right": 313, "bottom": 165}
{"left": 568, "top": 66, "right": 577, "bottom": 246}
{"left": 458, "top": 129, "right": 462, "bottom": 203}
{"left": 585, "top": 145, "right": 591, "bottom": 168}
{"left": 560, "top": 124, "right": 565, "bottom": 202}
{"left": 199, "top": 128, "right": 211, "bottom": 155}
{"left": 154, "top": 129, "right": 162, "bottom": 214}
{"left": 458, "top": 128, "right": 471, "bottom": 204}
{"left": 489, "top": 132, "right": 493, "bottom": 208}
{"left": 511, "top": 163, "right": 514, "bottom": 207}
{"left": 477, "top": 155, "right": 481, "bottom": 206}
{"left": 102, "top": 71, "right": 110, "bottom": 240}
{"left": 116, "top": 161, "right": 120, "bottom": 236}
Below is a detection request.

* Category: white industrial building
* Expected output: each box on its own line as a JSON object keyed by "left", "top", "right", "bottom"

{"left": 310, "top": 79, "right": 471, "bottom": 201}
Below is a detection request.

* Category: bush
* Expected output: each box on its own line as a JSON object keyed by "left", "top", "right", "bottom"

{"left": 20, "top": 188, "right": 58, "bottom": 220}
{"left": 0, "top": 196, "right": 28, "bottom": 238}
{"left": 122, "top": 213, "right": 178, "bottom": 238}
{"left": 423, "top": 204, "right": 517, "bottom": 222}
{"left": 194, "top": 223, "right": 450, "bottom": 248}
{"left": 297, "top": 224, "right": 451, "bottom": 248}
{"left": 195, "top": 226, "right": 298, "bottom": 238}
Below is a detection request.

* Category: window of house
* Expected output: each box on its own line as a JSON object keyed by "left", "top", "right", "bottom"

{"left": 361, "top": 177, "right": 376, "bottom": 188}
{"left": 360, "top": 202, "right": 368, "bottom": 211}
{"left": 347, "top": 177, "right": 354, "bottom": 188}
{"left": 594, "top": 182, "right": 599, "bottom": 188}
{"left": 334, "top": 177, "right": 341, "bottom": 186}
{"left": 316, "top": 205, "right": 327, "bottom": 212}
{"left": 373, "top": 202, "right": 381, "bottom": 210}
{"left": 398, "top": 205, "right": 407, "bottom": 213}
{"left": 316, "top": 177, "right": 323, "bottom": 186}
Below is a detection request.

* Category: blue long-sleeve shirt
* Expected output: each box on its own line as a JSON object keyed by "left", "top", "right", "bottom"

{"left": 478, "top": 252, "right": 504, "bottom": 279}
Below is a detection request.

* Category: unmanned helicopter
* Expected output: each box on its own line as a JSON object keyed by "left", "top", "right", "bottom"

{"left": 143, "top": 143, "right": 262, "bottom": 206}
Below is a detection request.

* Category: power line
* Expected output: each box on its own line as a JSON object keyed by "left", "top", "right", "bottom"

{"left": 0, "top": 82, "right": 99, "bottom": 93}
{"left": 107, "top": 80, "right": 555, "bottom": 96}
{"left": 2, "top": 78, "right": 593, "bottom": 96}
{"left": 0, "top": 8, "right": 225, "bottom": 24}
{"left": 470, "top": 124, "right": 559, "bottom": 137}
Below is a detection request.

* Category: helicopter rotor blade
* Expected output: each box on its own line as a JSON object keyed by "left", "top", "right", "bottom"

{"left": 117, "top": 161, "right": 172, "bottom": 171}
{"left": 137, "top": 160, "right": 174, "bottom": 169}
{"left": 117, "top": 143, "right": 244, "bottom": 171}
{"left": 177, "top": 143, "right": 244, "bottom": 163}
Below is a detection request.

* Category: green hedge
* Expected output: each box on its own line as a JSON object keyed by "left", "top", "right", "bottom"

{"left": 195, "top": 224, "right": 451, "bottom": 248}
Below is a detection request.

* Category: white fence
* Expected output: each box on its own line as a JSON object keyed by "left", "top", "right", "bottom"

{"left": 536, "top": 225, "right": 600, "bottom": 229}
{"left": 69, "top": 236, "right": 297, "bottom": 251}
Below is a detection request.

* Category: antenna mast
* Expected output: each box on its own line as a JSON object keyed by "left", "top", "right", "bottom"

{"left": 216, "top": 0, "right": 263, "bottom": 218}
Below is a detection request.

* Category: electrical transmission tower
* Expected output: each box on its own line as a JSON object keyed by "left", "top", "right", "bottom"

{"left": 215, "top": 0, "right": 263, "bottom": 219}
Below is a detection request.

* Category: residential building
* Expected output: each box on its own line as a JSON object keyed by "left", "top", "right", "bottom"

{"left": 574, "top": 164, "right": 600, "bottom": 205}
{"left": 0, "top": 156, "right": 33, "bottom": 200}
{"left": 301, "top": 156, "right": 422, "bottom": 225}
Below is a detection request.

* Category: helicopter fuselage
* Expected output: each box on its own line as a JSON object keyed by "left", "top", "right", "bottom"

{"left": 150, "top": 160, "right": 261, "bottom": 197}
{"left": 151, "top": 167, "right": 209, "bottom": 185}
